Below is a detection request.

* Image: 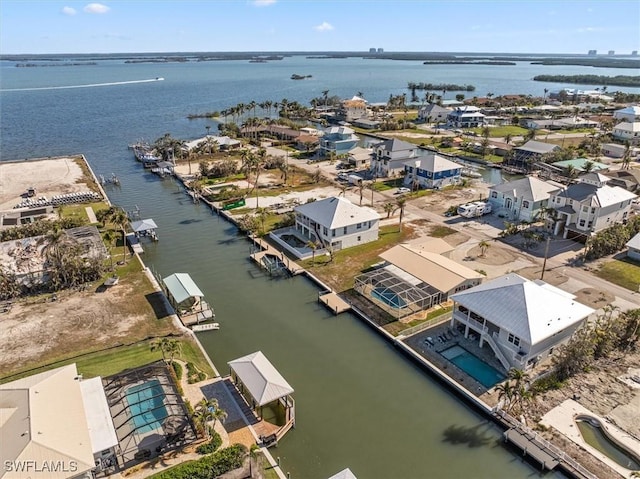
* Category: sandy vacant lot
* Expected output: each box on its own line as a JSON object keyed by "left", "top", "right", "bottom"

{"left": 0, "top": 156, "right": 100, "bottom": 211}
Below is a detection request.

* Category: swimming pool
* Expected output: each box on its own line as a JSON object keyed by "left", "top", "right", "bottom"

{"left": 441, "top": 345, "right": 505, "bottom": 388}
{"left": 371, "top": 287, "right": 407, "bottom": 309}
{"left": 126, "top": 379, "right": 169, "bottom": 434}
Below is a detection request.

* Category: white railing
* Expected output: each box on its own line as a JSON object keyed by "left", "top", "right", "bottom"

{"left": 482, "top": 333, "right": 512, "bottom": 371}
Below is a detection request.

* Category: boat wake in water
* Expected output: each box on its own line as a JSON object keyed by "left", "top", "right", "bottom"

{"left": 1, "top": 77, "right": 164, "bottom": 92}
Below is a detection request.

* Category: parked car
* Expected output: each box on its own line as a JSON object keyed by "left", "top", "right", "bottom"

{"left": 396, "top": 187, "right": 411, "bottom": 194}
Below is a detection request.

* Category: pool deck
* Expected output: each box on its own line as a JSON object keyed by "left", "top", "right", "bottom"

{"left": 541, "top": 399, "right": 640, "bottom": 479}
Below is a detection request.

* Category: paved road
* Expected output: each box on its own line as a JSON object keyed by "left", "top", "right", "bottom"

{"left": 264, "top": 144, "right": 638, "bottom": 310}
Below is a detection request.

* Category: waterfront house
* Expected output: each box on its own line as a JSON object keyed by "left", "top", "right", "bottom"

{"left": 488, "top": 177, "right": 560, "bottom": 222}
{"left": 547, "top": 173, "right": 637, "bottom": 240}
{"left": 446, "top": 106, "right": 485, "bottom": 128}
{"left": 354, "top": 243, "right": 483, "bottom": 320}
{"left": 370, "top": 138, "right": 421, "bottom": 177}
{"left": 352, "top": 118, "right": 380, "bottom": 129}
{"left": 510, "top": 140, "right": 560, "bottom": 170}
{"left": 450, "top": 274, "right": 595, "bottom": 371}
{"left": 293, "top": 196, "right": 379, "bottom": 251}
{"left": 0, "top": 363, "right": 119, "bottom": 479}
{"left": 523, "top": 117, "right": 599, "bottom": 130}
{"left": 626, "top": 232, "right": 640, "bottom": 261}
{"left": 418, "top": 103, "right": 451, "bottom": 123}
{"left": 612, "top": 122, "right": 640, "bottom": 144}
{"left": 403, "top": 152, "right": 462, "bottom": 189}
{"left": 319, "top": 126, "right": 360, "bottom": 157}
{"left": 613, "top": 105, "right": 640, "bottom": 123}
{"left": 337, "top": 97, "right": 368, "bottom": 122}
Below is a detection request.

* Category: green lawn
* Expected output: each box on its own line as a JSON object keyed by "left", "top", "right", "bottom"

{"left": 59, "top": 201, "right": 109, "bottom": 224}
{"left": 595, "top": 258, "right": 640, "bottom": 291}
{"left": 0, "top": 338, "right": 215, "bottom": 384}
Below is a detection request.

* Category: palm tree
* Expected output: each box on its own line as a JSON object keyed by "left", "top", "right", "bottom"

{"left": 211, "top": 406, "right": 228, "bottom": 432}
{"left": 322, "top": 90, "right": 329, "bottom": 108}
{"left": 564, "top": 164, "right": 578, "bottom": 181}
{"left": 504, "top": 133, "right": 512, "bottom": 145}
{"left": 383, "top": 202, "right": 395, "bottom": 218}
{"left": 622, "top": 141, "right": 631, "bottom": 170}
{"left": 256, "top": 208, "right": 268, "bottom": 234}
{"left": 543, "top": 88, "right": 549, "bottom": 104}
{"left": 192, "top": 403, "right": 214, "bottom": 439}
{"left": 395, "top": 197, "right": 407, "bottom": 232}
{"left": 307, "top": 241, "right": 318, "bottom": 263}
{"left": 495, "top": 380, "right": 516, "bottom": 413}
{"left": 105, "top": 207, "right": 129, "bottom": 264}
{"left": 150, "top": 337, "right": 182, "bottom": 364}
{"left": 581, "top": 160, "right": 594, "bottom": 174}
{"left": 478, "top": 240, "right": 490, "bottom": 257}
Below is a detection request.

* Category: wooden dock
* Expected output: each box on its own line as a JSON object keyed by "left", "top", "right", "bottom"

{"left": 126, "top": 233, "right": 143, "bottom": 254}
{"left": 504, "top": 428, "right": 559, "bottom": 470}
{"left": 250, "top": 236, "right": 304, "bottom": 276}
{"left": 192, "top": 322, "right": 220, "bottom": 332}
{"left": 318, "top": 291, "right": 351, "bottom": 315}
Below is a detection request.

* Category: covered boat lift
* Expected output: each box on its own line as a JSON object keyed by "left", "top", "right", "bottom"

{"left": 131, "top": 218, "right": 159, "bottom": 241}
{"left": 162, "top": 273, "right": 214, "bottom": 326}
{"left": 228, "top": 351, "right": 295, "bottom": 446}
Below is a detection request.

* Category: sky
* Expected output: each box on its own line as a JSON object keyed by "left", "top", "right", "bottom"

{"left": 1, "top": 0, "right": 639, "bottom": 55}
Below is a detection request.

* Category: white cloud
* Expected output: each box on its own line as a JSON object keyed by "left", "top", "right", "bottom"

{"left": 84, "top": 3, "right": 110, "bottom": 14}
{"left": 314, "top": 21, "right": 334, "bottom": 32}
{"left": 61, "top": 6, "right": 77, "bottom": 15}
{"left": 252, "top": 0, "right": 276, "bottom": 6}
{"left": 576, "top": 26, "right": 604, "bottom": 33}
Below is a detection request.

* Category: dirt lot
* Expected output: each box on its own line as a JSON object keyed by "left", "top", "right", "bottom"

{"left": 0, "top": 266, "right": 177, "bottom": 377}
{"left": 0, "top": 156, "right": 101, "bottom": 211}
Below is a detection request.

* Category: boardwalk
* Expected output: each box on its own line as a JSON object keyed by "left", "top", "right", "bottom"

{"left": 250, "top": 236, "right": 304, "bottom": 275}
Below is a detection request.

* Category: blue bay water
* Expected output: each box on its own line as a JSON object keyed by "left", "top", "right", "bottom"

{"left": 0, "top": 55, "right": 621, "bottom": 478}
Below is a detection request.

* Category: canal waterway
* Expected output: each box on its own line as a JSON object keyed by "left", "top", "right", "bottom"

{"left": 0, "top": 55, "right": 593, "bottom": 478}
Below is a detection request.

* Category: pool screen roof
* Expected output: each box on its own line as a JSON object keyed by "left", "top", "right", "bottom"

{"left": 163, "top": 273, "right": 204, "bottom": 304}
{"left": 228, "top": 351, "right": 294, "bottom": 406}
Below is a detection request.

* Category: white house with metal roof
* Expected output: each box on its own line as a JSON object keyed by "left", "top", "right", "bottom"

{"left": 547, "top": 173, "right": 637, "bottom": 239}
{"left": 446, "top": 106, "right": 485, "bottom": 128}
{"left": 0, "top": 364, "right": 118, "bottom": 479}
{"left": 612, "top": 121, "right": 640, "bottom": 144}
{"left": 510, "top": 140, "right": 560, "bottom": 170}
{"left": 450, "top": 274, "right": 595, "bottom": 371}
{"left": 626, "top": 232, "right": 640, "bottom": 261}
{"left": 403, "top": 153, "right": 462, "bottom": 189}
{"left": 613, "top": 105, "right": 640, "bottom": 123}
{"left": 488, "top": 177, "right": 560, "bottom": 222}
{"left": 293, "top": 197, "right": 379, "bottom": 251}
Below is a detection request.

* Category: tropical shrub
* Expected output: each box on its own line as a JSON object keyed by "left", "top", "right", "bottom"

{"left": 195, "top": 432, "right": 222, "bottom": 455}
{"left": 151, "top": 444, "right": 247, "bottom": 479}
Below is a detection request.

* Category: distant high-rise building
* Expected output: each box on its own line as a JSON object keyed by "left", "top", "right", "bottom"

{"left": 588, "top": 50, "right": 597, "bottom": 55}
{"left": 369, "top": 48, "right": 376, "bottom": 53}
{"left": 632, "top": 51, "right": 638, "bottom": 56}
{"left": 377, "top": 48, "right": 384, "bottom": 53}
{"left": 608, "top": 50, "right": 615, "bottom": 55}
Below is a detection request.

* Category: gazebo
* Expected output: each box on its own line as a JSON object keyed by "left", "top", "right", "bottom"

{"left": 228, "top": 351, "right": 295, "bottom": 443}
{"left": 131, "top": 218, "right": 158, "bottom": 241}
{"left": 162, "top": 273, "right": 214, "bottom": 325}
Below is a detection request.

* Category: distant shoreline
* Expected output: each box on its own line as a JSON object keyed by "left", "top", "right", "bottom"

{"left": 2, "top": 51, "right": 639, "bottom": 69}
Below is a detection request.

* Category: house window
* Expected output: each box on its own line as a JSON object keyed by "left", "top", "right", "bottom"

{"left": 491, "top": 191, "right": 498, "bottom": 198}
{"left": 579, "top": 219, "right": 585, "bottom": 227}
{"left": 332, "top": 229, "right": 336, "bottom": 237}
{"left": 343, "top": 227, "right": 347, "bottom": 234}
{"left": 357, "top": 223, "right": 362, "bottom": 229}
{"left": 508, "top": 333, "right": 521, "bottom": 347}
{"left": 523, "top": 200, "right": 530, "bottom": 208}
{"left": 357, "top": 236, "right": 361, "bottom": 242}
{"left": 323, "top": 227, "right": 328, "bottom": 236}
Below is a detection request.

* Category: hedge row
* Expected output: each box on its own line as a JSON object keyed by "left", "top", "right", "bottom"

{"left": 152, "top": 444, "right": 247, "bottom": 479}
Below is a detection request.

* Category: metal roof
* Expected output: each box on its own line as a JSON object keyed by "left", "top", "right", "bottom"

{"left": 490, "top": 177, "right": 559, "bottom": 202}
{"left": 130, "top": 218, "right": 158, "bottom": 232}
{"left": 228, "top": 351, "right": 294, "bottom": 406}
{"left": 451, "top": 274, "right": 594, "bottom": 344}
{"left": 163, "top": 273, "right": 204, "bottom": 304}
{"left": 0, "top": 364, "right": 96, "bottom": 479}
{"left": 406, "top": 152, "right": 461, "bottom": 173}
{"left": 328, "top": 468, "right": 358, "bottom": 479}
{"left": 79, "top": 377, "right": 119, "bottom": 453}
{"left": 515, "top": 140, "right": 559, "bottom": 154}
{"left": 295, "top": 197, "right": 379, "bottom": 230}
{"left": 627, "top": 232, "right": 640, "bottom": 250}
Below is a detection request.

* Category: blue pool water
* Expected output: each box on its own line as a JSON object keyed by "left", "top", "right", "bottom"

{"left": 441, "top": 345, "right": 505, "bottom": 388}
{"left": 371, "top": 288, "right": 407, "bottom": 309}
{"left": 126, "top": 380, "right": 168, "bottom": 433}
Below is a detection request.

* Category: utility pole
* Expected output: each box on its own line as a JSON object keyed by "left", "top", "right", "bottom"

{"left": 540, "top": 237, "right": 551, "bottom": 280}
